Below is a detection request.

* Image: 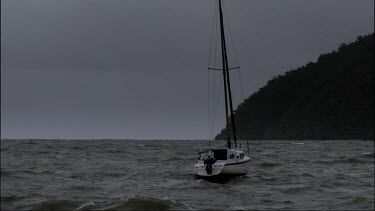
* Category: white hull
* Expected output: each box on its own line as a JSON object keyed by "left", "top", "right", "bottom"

{"left": 195, "top": 157, "right": 250, "bottom": 176}
{"left": 194, "top": 148, "right": 250, "bottom": 177}
{"left": 221, "top": 158, "right": 250, "bottom": 175}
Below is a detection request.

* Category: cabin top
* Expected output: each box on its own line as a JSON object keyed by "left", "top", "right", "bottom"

{"left": 199, "top": 148, "right": 245, "bottom": 161}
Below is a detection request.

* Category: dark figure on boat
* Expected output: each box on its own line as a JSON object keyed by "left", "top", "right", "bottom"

{"left": 204, "top": 157, "right": 216, "bottom": 175}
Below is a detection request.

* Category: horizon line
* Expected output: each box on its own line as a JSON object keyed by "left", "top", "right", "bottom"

{"left": 0, "top": 138, "right": 213, "bottom": 141}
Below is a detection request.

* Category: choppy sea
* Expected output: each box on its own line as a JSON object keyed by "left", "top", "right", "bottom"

{"left": 1, "top": 139, "right": 374, "bottom": 210}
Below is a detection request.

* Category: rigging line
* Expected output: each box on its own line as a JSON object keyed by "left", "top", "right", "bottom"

{"left": 208, "top": 0, "right": 219, "bottom": 139}
{"left": 212, "top": 76, "right": 223, "bottom": 139}
{"left": 209, "top": 67, "right": 213, "bottom": 137}
{"left": 209, "top": 72, "right": 213, "bottom": 139}
{"left": 222, "top": 0, "right": 241, "bottom": 67}
{"left": 213, "top": 1, "right": 219, "bottom": 70}
{"left": 220, "top": 1, "right": 243, "bottom": 109}
{"left": 211, "top": 4, "right": 220, "bottom": 139}
{"left": 219, "top": 0, "right": 238, "bottom": 146}
{"left": 207, "top": 65, "right": 211, "bottom": 139}
{"left": 209, "top": 70, "right": 215, "bottom": 138}
{"left": 222, "top": 1, "right": 243, "bottom": 142}
{"left": 211, "top": 72, "right": 220, "bottom": 138}
{"left": 210, "top": 70, "right": 216, "bottom": 138}
{"left": 208, "top": 0, "right": 216, "bottom": 67}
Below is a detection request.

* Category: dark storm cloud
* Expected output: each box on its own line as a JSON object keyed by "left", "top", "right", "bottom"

{"left": 1, "top": 0, "right": 374, "bottom": 139}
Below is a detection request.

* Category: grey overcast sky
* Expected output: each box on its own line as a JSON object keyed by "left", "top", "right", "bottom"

{"left": 1, "top": 0, "right": 374, "bottom": 140}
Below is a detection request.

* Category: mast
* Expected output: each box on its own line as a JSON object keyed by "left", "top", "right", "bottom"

{"left": 218, "top": 0, "right": 238, "bottom": 148}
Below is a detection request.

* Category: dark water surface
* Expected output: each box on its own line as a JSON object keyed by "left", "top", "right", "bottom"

{"left": 1, "top": 140, "right": 374, "bottom": 210}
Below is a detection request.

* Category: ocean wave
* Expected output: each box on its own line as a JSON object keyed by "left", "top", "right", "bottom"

{"left": 136, "top": 144, "right": 146, "bottom": 147}
{"left": 361, "top": 152, "right": 374, "bottom": 158}
{"left": 11, "top": 196, "right": 192, "bottom": 211}
{"left": 25, "top": 140, "right": 37, "bottom": 145}
{"left": 1, "top": 195, "right": 23, "bottom": 202}
{"left": 300, "top": 173, "right": 315, "bottom": 177}
{"left": 342, "top": 158, "right": 366, "bottom": 163}
{"left": 28, "top": 199, "right": 82, "bottom": 210}
{"left": 69, "top": 185, "right": 102, "bottom": 192}
{"left": 281, "top": 186, "right": 312, "bottom": 194}
{"left": 162, "top": 156, "right": 184, "bottom": 162}
{"left": 168, "top": 173, "right": 196, "bottom": 180}
{"left": 314, "top": 157, "right": 367, "bottom": 164}
{"left": 100, "top": 195, "right": 192, "bottom": 210}
{"left": 0, "top": 170, "right": 13, "bottom": 177}
{"left": 71, "top": 146, "right": 84, "bottom": 150}
{"left": 293, "top": 159, "right": 310, "bottom": 163}
{"left": 255, "top": 175, "right": 279, "bottom": 182}
{"left": 228, "top": 206, "right": 247, "bottom": 210}
{"left": 74, "top": 201, "right": 96, "bottom": 210}
{"left": 290, "top": 142, "right": 304, "bottom": 145}
{"left": 101, "top": 171, "right": 128, "bottom": 177}
{"left": 342, "top": 196, "right": 370, "bottom": 205}
{"left": 331, "top": 196, "right": 373, "bottom": 210}
{"left": 1, "top": 195, "right": 25, "bottom": 210}
{"left": 257, "top": 162, "right": 281, "bottom": 167}
{"left": 2, "top": 139, "right": 373, "bottom": 210}
{"left": 3, "top": 169, "right": 37, "bottom": 176}
{"left": 105, "top": 148, "right": 125, "bottom": 154}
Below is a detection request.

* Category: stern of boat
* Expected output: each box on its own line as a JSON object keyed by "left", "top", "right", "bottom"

{"left": 194, "top": 161, "right": 225, "bottom": 176}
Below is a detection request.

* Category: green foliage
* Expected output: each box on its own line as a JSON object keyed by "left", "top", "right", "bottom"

{"left": 216, "top": 34, "right": 374, "bottom": 140}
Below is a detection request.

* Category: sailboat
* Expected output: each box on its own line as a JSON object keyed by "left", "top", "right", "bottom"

{"left": 194, "top": 0, "right": 250, "bottom": 179}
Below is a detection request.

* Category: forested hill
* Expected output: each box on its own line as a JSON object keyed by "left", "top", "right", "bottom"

{"left": 216, "top": 34, "right": 374, "bottom": 140}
